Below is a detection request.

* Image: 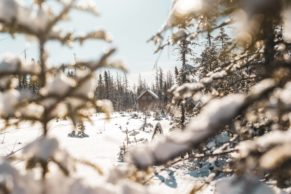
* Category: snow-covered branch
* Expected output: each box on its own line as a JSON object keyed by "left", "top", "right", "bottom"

{"left": 0, "top": 0, "right": 52, "bottom": 35}
{"left": 3, "top": 136, "right": 159, "bottom": 194}
{"left": 0, "top": 52, "right": 40, "bottom": 74}
{"left": 72, "top": 29, "right": 112, "bottom": 43}
{"left": 170, "top": 51, "right": 260, "bottom": 102}
{"left": 129, "top": 94, "right": 245, "bottom": 169}
{"left": 129, "top": 79, "right": 277, "bottom": 169}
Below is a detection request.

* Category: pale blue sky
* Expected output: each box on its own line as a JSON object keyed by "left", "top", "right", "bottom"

{"left": 0, "top": 0, "right": 178, "bottom": 84}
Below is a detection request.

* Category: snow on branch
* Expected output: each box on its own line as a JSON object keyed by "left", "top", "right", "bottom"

{"left": 150, "top": 20, "right": 230, "bottom": 53}
{"left": 2, "top": 136, "right": 160, "bottom": 194}
{"left": 0, "top": 53, "right": 40, "bottom": 90}
{"left": 215, "top": 175, "right": 276, "bottom": 194}
{"left": 0, "top": 159, "right": 38, "bottom": 194}
{"left": 59, "top": 0, "right": 100, "bottom": 16}
{"left": 156, "top": 0, "right": 213, "bottom": 34}
{"left": 129, "top": 94, "right": 245, "bottom": 169}
{"left": 0, "top": 0, "right": 107, "bottom": 45}
{"left": 0, "top": 0, "right": 52, "bottom": 34}
{"left": 0, "top": 52, "right": 40, "bottom": 75}
{"left": 72, "top": 29, "right": 112, "bottom": 44}
{"left": 96, "top": 100, "right": 113, "bottom": 119}
{"left": 233, "top": 81, "right": 291, "bottom": 173}
{"left": 170, "top": 52, "right": 260, "bottom": 102}
{"left": 238, "top": 129, "right": 291, "bottom": 169}
{"left": 0, "top": 0, "right": 126, "bottom": 133}
{"left": 0, "top": 89, "right": 21, "bottom": 117}
{"left": 37, "top": 48, "right": 122, "bottom": 122}
{"left": 276, "top": 81, "right": 291, "bottom": 111}
{"left": 0, "top": 1, "right": 143, "bottom": 193}
{"left": 74, "top": 0, "right": 99, "bottom": 16}
{"left": 22, "top": 137, "right": 76, "bottom": 176}
{"left": 129, "top": 79, "right": 277, "bottom": 169}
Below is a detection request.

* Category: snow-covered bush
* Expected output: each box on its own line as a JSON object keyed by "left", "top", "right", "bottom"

{"left": 0, "top": 1, "right": 159, "bottom": 194}
{"left": 128, "top": 0, "right": 291, "bottom": 193}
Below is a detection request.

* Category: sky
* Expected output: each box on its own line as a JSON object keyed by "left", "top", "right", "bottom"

{"left": 0, "top": 0, "right": 179, "bottom": 87}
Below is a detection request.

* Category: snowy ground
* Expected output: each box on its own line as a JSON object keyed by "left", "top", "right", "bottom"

{"left": 0, "top": 112, "right": 215, "bottom": 194}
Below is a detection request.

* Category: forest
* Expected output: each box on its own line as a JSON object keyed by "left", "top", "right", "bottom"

{"left": 0, "top": 0, "right": 291, "bottom": 194}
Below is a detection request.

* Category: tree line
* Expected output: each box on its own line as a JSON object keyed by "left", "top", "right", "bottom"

{"left": 17, "top": 68, "right": 175, "bottom": 111}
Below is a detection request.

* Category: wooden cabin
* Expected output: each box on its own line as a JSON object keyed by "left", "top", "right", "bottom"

{"left": 137, "top": 90, "right": 159, "bottom": 111}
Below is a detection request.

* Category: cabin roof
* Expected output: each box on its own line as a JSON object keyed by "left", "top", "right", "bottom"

{"left": 184, "top": 64, "right": 195, "bottom": 71}
{"left": 137, "top": 90, "right": 159, "bottom": 100}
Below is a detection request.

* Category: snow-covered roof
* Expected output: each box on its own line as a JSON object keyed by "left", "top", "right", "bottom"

{"left": 137, "top": 90, "right": 159, "bottom": 100}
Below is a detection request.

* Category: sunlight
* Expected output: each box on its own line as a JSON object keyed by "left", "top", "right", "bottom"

{"left": 174, "top": 0, "right": 203, "bottom": 16}
{"left": 283, "top": 7, "right": 291, "bottom": 42}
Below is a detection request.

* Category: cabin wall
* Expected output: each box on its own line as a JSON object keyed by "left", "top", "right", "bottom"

{"left": 137, "top": 93, "right": 160, "bottom": 111}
